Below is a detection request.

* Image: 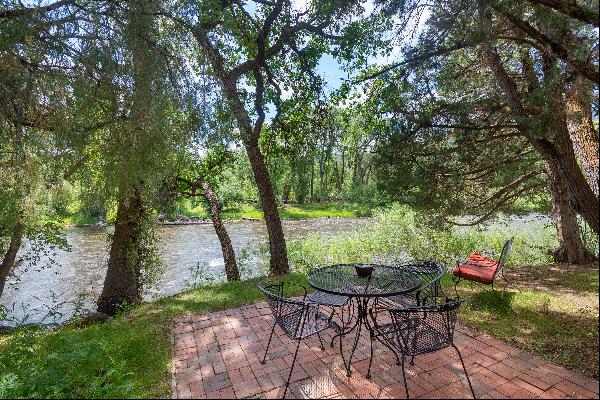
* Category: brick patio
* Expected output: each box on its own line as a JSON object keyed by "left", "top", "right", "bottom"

{"left": 172, "top": 302, "right": 599, "bottom": 399}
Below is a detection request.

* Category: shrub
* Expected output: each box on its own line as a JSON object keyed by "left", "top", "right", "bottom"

{"left": 288, "top": 204, "right": 559, "bottom": 273}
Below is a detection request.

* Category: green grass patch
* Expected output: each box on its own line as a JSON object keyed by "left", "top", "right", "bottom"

{"left": 187, "top": 202, "right": 371, "bottom": 220}
{"left": 64, "top": 202, "right": 372, "bottom": 225}
{"left": 0, "top": 274, "right": 308, "bottom": 399}
{"left": 447, "top": 265, "right": 599, "bottom": 379}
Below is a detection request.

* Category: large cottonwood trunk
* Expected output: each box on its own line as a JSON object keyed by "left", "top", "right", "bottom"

{"left": 97, "top": 190, "right": 144, "bottom": 315}
{"left": 479, "top": 0, "right": 599, "bottom": 254}
{"left": 545, "top": 160, "right": 596, "bottom": 263}
{"left": 201, "top": 182, "right": 239, "bottom": 281}
{"left": 565, "top": 74, "right": 599, "bottom": 198}
{"left": 0, "top": 221, "right": 23, "bottom": 298}
{"left": 207, "top": 65, "right": 290, "bottom": 276}
{"left": 548, "top": 72, "right": 599, "bottom": 235}
{"left": 244, "top": 139, "right": 289, "bottom": 276}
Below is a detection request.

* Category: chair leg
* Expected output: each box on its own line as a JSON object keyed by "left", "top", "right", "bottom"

{"left": 491, "top": 281, "right": 514, "bottom": 313}
{"left": 261, "top": 322, "right": 277, "bottom": 364}
{"left": 453, "top": 276, "right": 462, "bottom": 299}
{"left": 452, "top": 344, "right": 476, "bottom": 399}
{"left": 317, "top": 332, "right": 325, "bottom": 350}
{"left": 401, "top": 355, "right": 410, "bottom": 399}
{"left": 501, "top": 269, "right": 521, "bottom": 293}
{"left": 366, "top": 331, "right": 374, "bottom": 379}
{"left": 410, "top": 355, "right": 415, "bottom": 365}
{"left": 283, "top": 337, "right": 302, "bottom": 399}
{"left": 330, "top": 305, "right": 344, "bottom": 347}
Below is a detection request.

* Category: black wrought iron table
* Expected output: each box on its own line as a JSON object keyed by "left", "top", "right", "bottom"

{"left": 307, "top": 264, "right": 421, "bottom": 378}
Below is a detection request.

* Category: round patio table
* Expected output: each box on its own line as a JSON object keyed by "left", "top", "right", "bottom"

{"left": 307, "top": 264, "right": 421, "bottom": 378}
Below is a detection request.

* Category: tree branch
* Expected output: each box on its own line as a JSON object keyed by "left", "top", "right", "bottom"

{"left": 494, "top": 5, "right": 599, "bottom": 83}
{"left": 0, "top": 0, "right": 75, "bottom": 19}
{"left": 526, "top": 0, "right": 599, "bottom": 27}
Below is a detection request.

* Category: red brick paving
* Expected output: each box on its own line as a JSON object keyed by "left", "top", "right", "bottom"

{"left": 172, "top": 302, "right": 599, "bottom": 399}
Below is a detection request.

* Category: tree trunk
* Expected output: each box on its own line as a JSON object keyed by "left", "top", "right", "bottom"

{"left": 201, "top": 182, "right": 239, "bottom": 281}
{"left": 0, "top": 221, "right": 23, "bottom": 298}
{"left": 565, "top": 74, "right": 599, "bottom": 198}
{"left": 310, "top": 160, "right": 315, "bottom": 202}
{"left": 282, "top": 171, "right": 292, "bottom": 204}
{"left": 547, "top": 69, "right": 599, "bottom": 234}
{"left": 244, "top": 140, "right": 289, "bottom": 276}
{"left": 479, "top": 0, "right": 599, "bottom": 241}
{"left": 352, "top": 151, "right": 359, "bottom": 185}
{"left": 319, "top": 152, "right": 325, "bottom": 203}
{"left": 545, "top": 160, "right": 596, "bottom": 263}
{"left": 334, "top": 160, "right": 341, "bottom": 191}
{"left": 97, "top": 190, "right": 144, "bottom": 315}
{"left": 341, "top": 147, "right": 345, "bottom": 187}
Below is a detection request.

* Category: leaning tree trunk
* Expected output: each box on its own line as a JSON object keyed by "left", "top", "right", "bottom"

{"left": 479, "top": 0, "right": 599, "bottom": 242}
{"left": 549, "top": 72, "right": 599, "bottom": 235}
{"left": 244, "top": 139, "right": 290, "bottom": 276}
{"left": 0, "top": 221, "right": 23, "bottom": 298}
{"left": 97, "top": 190, "right": 144, "bottom": 315}
{"left": 545, "top": 160, "right": 596, "bottom": 264}
{"left": 201, "top": 182, "right": 239, "bottom": 281}
{"left": 565, "top": 74, "right": 599, "bottom": 198}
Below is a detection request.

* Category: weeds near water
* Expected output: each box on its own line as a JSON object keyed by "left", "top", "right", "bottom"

{"left": 184, "top": 262, "right": 215, "bottom": 290}
{"left": 1, "top": 290, "right": 96, "bottom": 328}
{"left": 288, "top": 204, "right": 563, "bottom": 273}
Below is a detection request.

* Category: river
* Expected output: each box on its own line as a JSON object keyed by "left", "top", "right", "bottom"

{"left": 1, "top": 218, "right": 370, "bottom": 325}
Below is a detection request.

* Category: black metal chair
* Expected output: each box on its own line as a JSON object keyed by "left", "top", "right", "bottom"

{"left": 452, "top": 237, "right": 518, "bottom": 312}
{"left": 258, "top": 282, "right": 339, "bottom": 399}
{"left": 307, "top": 290, "right": 352, "bottom": 347}
{"left": 372, "top": 299, "right": 476, "bottom": 399}
{"left": 377, "top": 261, "right": 446, "bottom": 308}
{"left": 373, "top": 261, "right": 445, "bottom": 366}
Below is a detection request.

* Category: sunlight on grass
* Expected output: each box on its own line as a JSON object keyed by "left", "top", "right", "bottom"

{"left": 447, "top": 268, "right": 599, "bottom": 380}
{"left": 0, "top": 274, "right": 308, "bottom": 399}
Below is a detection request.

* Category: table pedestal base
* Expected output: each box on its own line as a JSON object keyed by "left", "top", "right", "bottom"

{"left": 331, "top": 297, "right": 400, "bottom": 379}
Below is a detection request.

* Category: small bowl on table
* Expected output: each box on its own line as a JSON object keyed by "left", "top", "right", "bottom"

{"left": 355, "top": 265, "right": 373, "bottom": 277}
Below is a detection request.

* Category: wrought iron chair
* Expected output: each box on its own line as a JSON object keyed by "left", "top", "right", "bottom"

{"left": 452, "top": 237, "right": 518, "bottom": 312}
{"left": 377, "top": 261, "right": 446, "bottom": 308}
{"left": 258, "top": 281, "right": 339, "bottom": 399}
{"left": 372, "top": 299, "right": 476, "bottom": 399}
{"left": 374, "top": 261, "right": 446, "bottom": 365}
{"left": 307, "top": 290, "right": 353, "bottom": 347}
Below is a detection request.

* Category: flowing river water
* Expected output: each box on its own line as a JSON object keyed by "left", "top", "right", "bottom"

{"left": 1, "top": 218, "right": 370, "bottom": 325}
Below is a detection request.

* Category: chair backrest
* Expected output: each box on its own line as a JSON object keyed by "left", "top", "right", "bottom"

{"left": 494, "top": 237, "right": 514, "bottom": 279}
{"left": 258, "top": 282, "right": 308, "bottom": 339}
{"left": 387, "top": 299, "right": 463, "bottom": 356}
{"left": 399, "top": 261, "right": 446, "bottom": 305}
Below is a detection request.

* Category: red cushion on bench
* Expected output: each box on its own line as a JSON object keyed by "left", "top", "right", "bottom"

{"left": 452, "top": 252, "right": 499, "bottom": 284}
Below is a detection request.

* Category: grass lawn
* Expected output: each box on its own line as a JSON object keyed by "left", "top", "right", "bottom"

{"left": 63, "top": 202, "right": 373, "bottom": 226}
{"left": 450, "top": 263, "right": 599, "bottom": 380}
{"left": 188, "top": 202, "right": 373, "bottom": 220}
{"left": 0, "top": 264, "right": 597, "bottom": 398}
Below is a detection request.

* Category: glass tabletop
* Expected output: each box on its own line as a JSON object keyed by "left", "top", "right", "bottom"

{"left": 307, "top": 264, "right": 422, "bottom": 298}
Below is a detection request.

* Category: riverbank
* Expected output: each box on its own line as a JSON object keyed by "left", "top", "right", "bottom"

{"left": 0, "top": 264, "right": 597, "bottom": 398}
{"left": 64, "top": 202, "right": 374, "bottom": 226}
